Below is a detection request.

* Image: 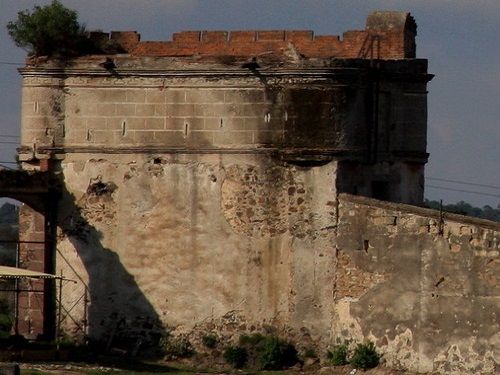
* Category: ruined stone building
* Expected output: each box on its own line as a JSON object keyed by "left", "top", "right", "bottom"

{"left": 0, "top": 11, "right": 498, "bottom": 373}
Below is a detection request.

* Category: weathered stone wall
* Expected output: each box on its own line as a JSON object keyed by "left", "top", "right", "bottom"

{"left": 19, "top": 56, "right": 431, "bottom": 205}
{"left": 15, "top": 11, "right": 497, "bottom": 374}
{"left": 334, "top": 194, "right": 499, "bottom": 374}
{"left": 21, "top": 75, "right": 365, "bottom": 151}
{"left": 54, "top": 154, "right": 338, "bottom": 346}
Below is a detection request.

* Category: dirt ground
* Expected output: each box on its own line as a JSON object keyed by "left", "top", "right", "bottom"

{"left": 19, "top": 362, "right": 435, "bottom": 375}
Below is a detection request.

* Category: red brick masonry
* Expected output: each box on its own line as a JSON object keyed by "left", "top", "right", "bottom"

{"left": 104, "top": 11, "right": 417, "bottom": 60}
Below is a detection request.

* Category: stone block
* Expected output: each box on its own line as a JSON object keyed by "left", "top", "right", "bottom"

{"left": 118, "top": 132, "right": 135, "bottom": 144}
{"left": 145, "top": 118, "right": 165, "bottom": 130}
{"left": 92, "top": 130, "right": 116, "bottom": 144}
{"left": 204, "top": 117, "right": 226, "bottom": 130}
{"left": 126, "top": 90, "right": 146, "bottom": 103}
{"left": 146, "top": 90, "right": 165, "bottom": 103}
{"left": 185, "top": 89, "right": 225, "bottom": 103}
{"left": 236, "top": 104, "right": 268, "bottom": 117}
{"left": 153, "top": 130, "right": 185, "bottom": 146}
{"left": 154, "top": 104, "right": 167, "bottom": 116}
{"left": 134, "top": 131, "right": 155, "bottom": 144}
{"left": 165, "top": 117, "right": 185, "bottom": 130}
{"left": 22, "top": 117, "right": 46, "bottom": 131}
{"left": 127, "top": 118, "right": 146, "bottom": 130}
{"left": 224, "top": 89, "right": 265, "bottom": 104}
{"left": 166, "top": 104, "right": 195, "bottom": 117}
{"left": 106, "top": 118, "right": 125, "bottom": 130}
{"left": 86, "top": 117, "right": 107, "bottom": 130}
{"left": 116, "top": 104, "right": 136, "bottom": 116}
{"left": 22, "top": 87, "right": 49, "bottom": 102}
{"left": 65, "top": 130, "right": 88, "bottom": 143}
{"left": 105, "top": 89, "right": 127, "bottom": 103}
{"left": 184, "top": 118, "right": 204, "bottom": 130}
{"left": 187, "top": 131, "right": 214, "bottom": 146}
{"left": 164, "top": 90, "right": 186, "bottom": 103}
{"left": 253, "top": 130, "right": 283, "bottom": 145}
{"left": 195, "top": 103, "right": 237, "bottom": 117}
{"left": 213, "top": 130, "right": 253, "bottom": 145}
{"left": 135, "top": 104, "right": 156, "bottom": 116}
{"left": 96, "top": 103, "right": 116, "bottom": 116}
{"left": 65, "top": 116, "right": 86, "bottom": 129}
{"left": 243, "top": 117, "right": 268, "bottom": 130}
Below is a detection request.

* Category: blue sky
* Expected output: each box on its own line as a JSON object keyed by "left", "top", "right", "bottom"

{"left": 1, "top": 0, "right": 499, "bottom": 207}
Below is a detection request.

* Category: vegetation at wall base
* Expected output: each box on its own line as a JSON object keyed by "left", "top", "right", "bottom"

{"left": 201, "top": 333, "right": 218, "bottom": 349}
{"left": 222, "top": 333, "right": 298, "bottom": 370}
{"left": 327, "top": 344, "right": 349, "bottom": 366}
{"left": 256, "top": 336, "right": 298, "bottom": 370}
{"left": 164, "top": 337, "right": 195, "bottom": 360}
{"left": 349, "top": 342, "right": 380, "bottom": 369}
{"left": 223, "top": 345, "right": 248, "bottom": 369}
{"left": 239, "top": 332, "right": 264, "bottom": 346}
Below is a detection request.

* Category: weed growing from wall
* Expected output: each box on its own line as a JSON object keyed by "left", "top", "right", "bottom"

{"left": 327, "top": 344, "right": 349, "bottom": 366}
{"left": 201, "top": 334, "right": 218, "bottom": 349}
{"left": 164, "top": 337, "right": 195, "bottom": 360}
{"left": 350, "top": 342, "right": 380, "bottom": 369}
{"left": 223, "top": 345, "right": 248, "bottom": 369}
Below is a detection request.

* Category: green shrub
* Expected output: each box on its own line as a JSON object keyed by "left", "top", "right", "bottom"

{"left": 201, "top": 334, "right": 217, "bottom": 349}
{"left": 7, "top": 0, "right": 89, "bottom": 57}
{"left": 256, "top": 336, "right": 298, "bottom": 370}
{"left": 350, "top": 342, "right": 380, "bottom": 369}
{"left": 239, "top": 333, "right": 264, "bottom": 346}
{"left": 327, "top": 344, "right": 349, "bottom": 366}
{"left": 164, "top": 337, "right": 194, "bottom": 359}
{"left": 223, "top": 345, "right": 248, "bottom": 369}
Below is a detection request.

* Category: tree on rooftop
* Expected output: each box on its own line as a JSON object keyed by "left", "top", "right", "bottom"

{"left": 6, "top": 0, "right": 89, "bottom": 57}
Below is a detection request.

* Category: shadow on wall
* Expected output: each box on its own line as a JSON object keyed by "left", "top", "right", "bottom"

{"left": 56, "top": 172, "right": 166, "bottom": 355}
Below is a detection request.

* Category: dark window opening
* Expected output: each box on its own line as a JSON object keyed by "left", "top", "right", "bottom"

{"left": 372, "top": 180, "right": 390, "bottom": 201}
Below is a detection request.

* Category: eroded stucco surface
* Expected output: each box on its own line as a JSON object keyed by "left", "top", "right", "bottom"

{"left": 56, "top": 154, "right": 338, "bottom": 346}
{"left": 334, "top": 196, "right": 499, "bottom": 374}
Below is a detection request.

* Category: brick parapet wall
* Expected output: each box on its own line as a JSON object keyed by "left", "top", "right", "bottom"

{"left": 87, "top": 11, "right": 416, "bottom": 60}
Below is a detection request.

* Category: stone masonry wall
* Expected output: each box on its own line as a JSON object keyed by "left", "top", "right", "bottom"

{"left": 55, "top": 153, "right": 338, "bottom": 348}
{"left": 334, "top": 194, "right": 499, "bottom": 374}
{"left": 20, "top": 74, "right": 369, "bottom": 153}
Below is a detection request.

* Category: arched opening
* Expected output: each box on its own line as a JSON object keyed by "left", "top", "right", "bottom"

{"left": 0, "top": 169, "right": 59, "bottom": 341}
